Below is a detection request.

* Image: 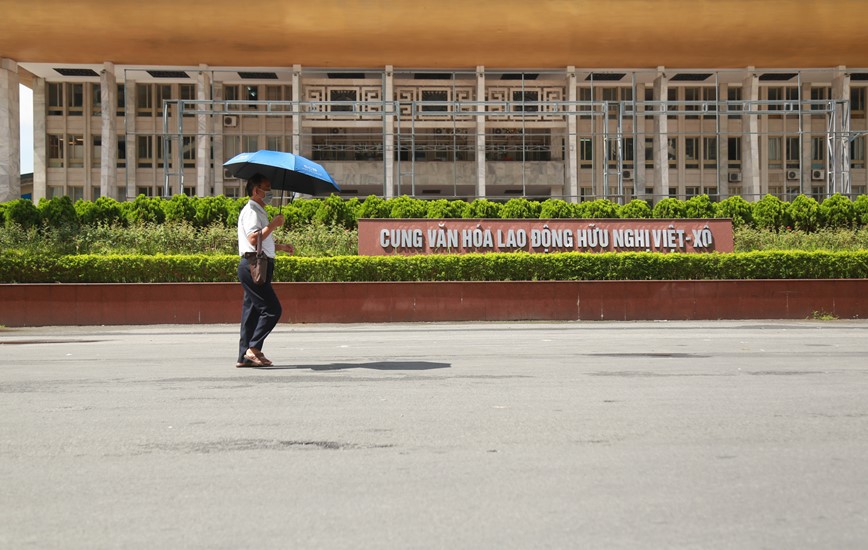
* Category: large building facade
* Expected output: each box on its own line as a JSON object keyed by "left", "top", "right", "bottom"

{"left": 2, "top": 1, "right": 868, "bottom": 204}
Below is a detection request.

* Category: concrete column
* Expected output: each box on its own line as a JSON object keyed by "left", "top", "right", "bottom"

{"left": 566, "top": 66, "right": 578, "bottom": 202}
{"left": 100, "top": 62, "right": 118, "bottom": 199}
{"left": 0, "top": 58, "right": 21, "bottom": 202}
{"left": 832, "top": 66, "right": 849, "bottom": 195}
{"left": 212, "top": 82, "right": 224, "bottom": 193}
{"left": 124, "top": 80, "right": 136, "bottom": 200}
{"left": 742, "top": 69, "right": 761, "bottom": 199}
{"left": 383, "top": 65, "right": 394, "bottom": 198}
{"left": 33, "top": 77, "right": 46, "bottom": 202}
{"left": 476, "top": 65, "right": 486, "bottom": 199}
{"left": 652, "top": 68, "right": 669, "bottom": 200}
{"left": 291, "top": 65, "right": 301, "bottom": 156}
{"left": 800, "top": 80, "right": 812, "bottom": 196}
{"left": 196, "top": 64, "right": 212, "bottom": 196}
{"left": 720, "top": 84, "right": 730, "bottom": 197}
{"left": 636, "top": 84, "right": 648, "bottom": 197}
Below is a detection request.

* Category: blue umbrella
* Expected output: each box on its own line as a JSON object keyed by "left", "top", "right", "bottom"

{"left": 223, "top": 150, "right": 341, "bottom": 196}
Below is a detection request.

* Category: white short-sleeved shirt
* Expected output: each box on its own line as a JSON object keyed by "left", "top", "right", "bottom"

{"left": 237, "top": 200, "right": 276, "bottom": 258}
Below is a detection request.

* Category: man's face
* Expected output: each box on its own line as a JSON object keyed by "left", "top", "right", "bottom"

{"left": 256, "top": 180, "right": 272, "bottom": 199}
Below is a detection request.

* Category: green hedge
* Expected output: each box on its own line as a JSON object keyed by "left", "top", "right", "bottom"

{"left": 4, "top": 193, "right": 867, "bottom": 233}
{"left": 2, "top": 251, "right": 865, "bottom": 283}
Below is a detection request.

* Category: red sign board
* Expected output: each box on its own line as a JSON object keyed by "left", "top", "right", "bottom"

{"left": 358, "top": 219, "right": 734, "bottom": 255}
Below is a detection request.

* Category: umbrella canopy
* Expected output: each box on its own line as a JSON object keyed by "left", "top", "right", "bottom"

{"left": 223, "top": 150, "right": 341, "bottom": 196}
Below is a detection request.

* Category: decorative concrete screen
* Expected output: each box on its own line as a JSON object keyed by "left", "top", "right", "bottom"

{"left": 359, "top": 219, "right": 734, "bottom": 255}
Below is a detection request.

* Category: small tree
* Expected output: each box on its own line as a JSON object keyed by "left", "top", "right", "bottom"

{"left": 4, "top": 198, "right": 41, "bottom": 229}
{"left": 463, "top": 198, "right": 503, "bottom": 218}
{"left": 714, "top": 196, "right": 753, "bottom": 228}
{"left": 38, "top": 195, "right": 78, "bottom": 228}
{"left": 539, "top": 199, "right": 577, "bottom": 219}
{"left": 500, "top": 198, "right": 536, "bottom": 219}
{"left": 355, "top": 195, "right": 390, "bottom": 219}
{"left": 853, "top": 194, "right": 868, "bottom": 226}
{"left": 314, "top": 194, "right": 356, "bottom": 229}
{"left": 389, "top": 195, "right": 428, "bottom": 218}
{"left": 618, "top": 199, "right": 652, "bottom": 219}
{"left": 577, "top": 199, "right": 619, "bottom": 218}
{"left": 652, "top": 197, "right": 687, "bottom": 219}
{"left": 426, "top": 199, "right": 466, "bottom": 219}
{"left": 819, "top": 193, "right": 856, "bottom": 229}
{"left": 785, "top": 194, "right": 820, "bottom": 231}
{"left": 684, "top": 194, "right": 716, "bottom": 218}
{"left": 752, "top": 194, "right": 786, "bottom": 230}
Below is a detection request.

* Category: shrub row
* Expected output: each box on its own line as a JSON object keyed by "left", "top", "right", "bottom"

{"left": 2, "top": 193, "right": 867, "bottom": 232}
{"left": 2, "top": 250, "right": 866, "bottom": 284}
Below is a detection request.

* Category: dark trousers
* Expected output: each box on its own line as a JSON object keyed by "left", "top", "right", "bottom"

{"left": 238, "top": 256, "right": 282, "bottom": 362}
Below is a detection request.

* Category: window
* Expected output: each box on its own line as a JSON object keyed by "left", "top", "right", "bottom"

{"left": 68, "top": 135, "right": 84, "bottom": 168}
{"left": 180, "top": 84, "right": 195, "bottom": 117}
{"left": 118, "top": 138, "right": 126, "bottom": 168}
{"left": 767, "top": 87, "right": 783, "bottom": 111}
{"left": 156, "top": 85, "right": 172, "bottom": 115}
{"left": 69, "top": 187, "right": 84, "bottom": 202}
{"left": 224, "top": 85, "right": 240, "bottom": 110}
{"left": 812, "top": 87, "right": 830, "bottom": 111}
{"left": 644, "top": 138, "right": 653, "bottom": 162}
{"left": 136, "top": 84, "right": 153, "bottom": 116}
{"left": 423, "top": 90, "right": 449, "bottom": 112}
{"left": 727, "top": 86, "right": 742, "bottom": 118}
{"left": 67, "top": 83, "right": 84, "bottom": 116}
{"left": 667, "top": 88, "right": 678, "bottom": 116}
{"left": 811, "top": 136, "right": 826, "bottom": 169}
{"left": 137, "top": 135, "right": 153, "bottom": 168}
{"left": 91, "top": 83, "right": 101, "bottom": 116}
{"left": 48, "top": 186, "right": 64, "bottom": 198}
{"left": 684, "top": 137, "right": 699, "bottom": 169}
{"left": 243, "top": 135, "right": 259, "bottom": 153}
{"left": 92, "top": 136, "right": 101, "bottom": 167}
{"left": 117, "top": 84, "right": 125, "bottom": 115}
{"left": 91, "top": 186, "right": 101, "bottom": 200}
{"left": 48, "top": 83, "right": 64, "bottom": 116}
{"left": 852, "top": 88, "right": 866, "bottom": 117}
{"left": 728, "top": 137, "right": 742, "bottom": 168}
{"left": 243, "top": 85, "right": 259, "bottom": 110}
{"left": 330, "top": 89, "right": 357, "bottom": 112}
{"left": 513, "top": 90, "right": 539, "bottom": 112}
{"left": 157, "top": 136, "right": 170, "bottom": 168}
{"left": 136, "top": 186, "right": 154, "bottom": 197}
{"left": 606, "top": 138, "right": 634, "bottom": 168}
{"left": 48, "top": 134, "right": 64, "bottom": 167}
{"left": 182, "top": 136, "right": 195, "bottom": 168}
{"left": 786, "top": 137, "right": 800, "bottom": 168}
{"left": 851, "top": 136, "right": 865, "bottom": 169}
{"left": 685, "top": 186, "right": 700, "bottom": 198}
{"left": 768, "top": 137, "right": 782, "bottom": 169}
{"left": 266, "top": 136, "right": 285, "bottom": 151}
{"left": 703, "top": 137, "right": 717, "bottom": 169}
{"left": 684, "top": 87, "right": 700, "bottom": 117}
{"left": 667, "top": 138, "right": 678, "bottom": 167}
{"left": 579, "top": 138, "right": 593, "bottom": 168}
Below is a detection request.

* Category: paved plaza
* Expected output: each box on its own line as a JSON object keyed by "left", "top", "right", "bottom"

{"left": 1, "top": 320, "right": 867, "bottom": 549}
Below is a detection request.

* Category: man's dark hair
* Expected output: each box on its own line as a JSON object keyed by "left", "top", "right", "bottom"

{"left": 246, "top": 174, "right": 267, "bottom": 196}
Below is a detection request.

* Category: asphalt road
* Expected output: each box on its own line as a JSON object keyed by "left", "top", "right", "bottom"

{"left": 1, "top": 321, "right": 867, "bottom": 549}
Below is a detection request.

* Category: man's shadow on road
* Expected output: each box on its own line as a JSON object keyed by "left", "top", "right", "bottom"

{"left": 248, "top": 361, "right": 451, "bottom": 371}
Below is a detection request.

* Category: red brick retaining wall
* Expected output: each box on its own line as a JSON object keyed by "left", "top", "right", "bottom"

{"left": 2, "top": 280, "right": 867, "bottom": 326}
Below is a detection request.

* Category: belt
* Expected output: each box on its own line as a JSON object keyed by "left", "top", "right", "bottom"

{"left": 242, "top": 252, "right": 273, "bottom": 260}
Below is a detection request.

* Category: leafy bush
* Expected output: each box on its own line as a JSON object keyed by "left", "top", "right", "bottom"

{"left": 76, "top": 196, "right": 125, "bottom": 227}
{"left": 356, "top": 195, "right": 390, "bottom": 219}
{"left": 4, "top": 198, "right": 41, "bottom": 229}
{"left": 3, "top": 250, "right": 866, "bottom": 284}
{"left": 854, "top": 195, "right": 868, "bottom": 226}
{"left": 124, "top": 195, "right": 166, "bottom": 225}
{"left": 752, "top": 194, "right": 786, "bottom": 230}
{"left": 163, "top": 194, "right": 197, "bottom": 224}
{"left": 819, "top": 194, "right": 856, "bottom": 229}
{"left": 426, "top": 199, "right": 467, "bottom": 219}
{"left": 684, "top": 195, "right": 716, "bottom": 218}
{"left": 388, "top": 195, "right": 428, "bottom": 218}
{"left": 539, "top": 199, "right": 576, "bottom": 219}
{"left": 714, "top": 196, "right": 753, "bottom": 228}
{"left": 501, "top": 198, "right": 539, "bottom": 219}
{"left": 463, "top": 198, "right": 502, "bottom": 218}
{"left": 38, "top": 196, "right": 78, "bottom": 228}
{"left": 619, "top": 199, "right": 652, "bottom": 219}
{"left": 314, "top": 194, "right": 356, "bottom": 229}
{"left": 193, "top": 196, "right": 230, "bottom": 227}
{"left": 733, "top": 227, "right": 868, "bottom": 252}
{"left": 652, "top": 197, "right": 687, "bottom": 218}
{"left": 577, "top": 199, "right": 619, "bottom": 218}
{"left": 291, "top": 198, "right": 322, "bottom": 225}
{"left": 785, "top": 194, "right": 821, "bottom": 231}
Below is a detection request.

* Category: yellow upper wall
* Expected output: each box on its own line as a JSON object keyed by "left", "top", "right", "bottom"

{"left": 2, "top": 0, "right": 868, "bottom": 69}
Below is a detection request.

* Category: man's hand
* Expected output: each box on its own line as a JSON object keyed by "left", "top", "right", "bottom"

{"left": 269, "top": 214, "right": 285, "bottom": 230}
{"left": 276, "top": 243, "right": 295, "bottom": 255}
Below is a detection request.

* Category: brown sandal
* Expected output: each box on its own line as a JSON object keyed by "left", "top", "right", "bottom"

{"left": 245, "top": 349, "right": 273, "bottom": 366}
